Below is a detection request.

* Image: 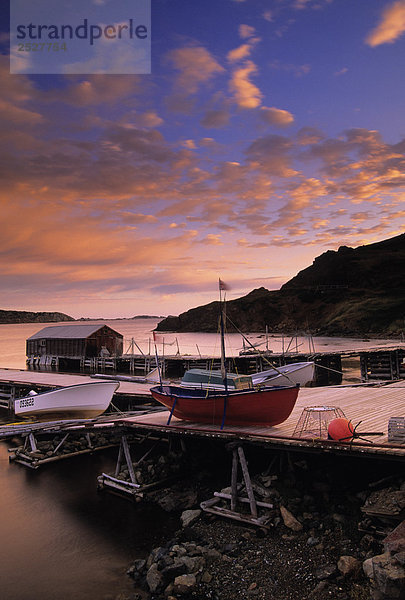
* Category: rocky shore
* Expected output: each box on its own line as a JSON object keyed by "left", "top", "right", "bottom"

{"left": 118, "top": 447, "right": 405, "bottom": 600}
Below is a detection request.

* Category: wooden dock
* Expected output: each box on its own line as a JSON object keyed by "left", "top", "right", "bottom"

{"left": 1, "top": 368, "right": 404, "bottom": 462}
{"left": 118, "top": 382, "right": 405, "bottom": 460}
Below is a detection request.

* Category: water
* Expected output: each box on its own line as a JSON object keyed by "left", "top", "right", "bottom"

{"left": 0, "top": 442, "right": 179, "bottom": 600}
{"left": 0, "top": 319, "right": 403, "bottom": 598}
{"left": 0, "top": 318, "right": 403, "bottom": 370}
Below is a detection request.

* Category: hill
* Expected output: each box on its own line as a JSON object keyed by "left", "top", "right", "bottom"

{"left": 0, "top": 310, "right": 74, "bottom": 324}
{"left": 156, "top": 233, "right": 405, "bottom": 336}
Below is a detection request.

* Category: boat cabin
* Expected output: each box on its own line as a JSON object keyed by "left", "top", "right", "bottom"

{"left": 181, "top": 368, "right": 253, "bottom": 390}
{"left": 26, "top": 324, "right": 124, "bottom": 360}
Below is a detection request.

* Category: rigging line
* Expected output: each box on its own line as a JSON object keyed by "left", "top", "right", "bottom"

{"left": 226, "top": 315, "right": 296, "bottom": 385}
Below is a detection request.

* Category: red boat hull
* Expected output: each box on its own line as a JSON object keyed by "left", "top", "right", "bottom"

{"left": 150, "top": 384, "right": 299, "bottom": 427}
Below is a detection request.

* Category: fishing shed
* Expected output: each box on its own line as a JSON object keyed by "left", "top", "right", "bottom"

{"left": 26, "top": 324, "right": 124, "bottom": 367}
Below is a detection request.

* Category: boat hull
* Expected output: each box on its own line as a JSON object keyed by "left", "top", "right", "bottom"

{"left": 251, "top": 362, "right": 315, "bottom": 387}
{"left": 14, "top": 381, "right": 120, "bottom": 419}
{"left": 150, "top": 384, "right": 299, "bottom": 427}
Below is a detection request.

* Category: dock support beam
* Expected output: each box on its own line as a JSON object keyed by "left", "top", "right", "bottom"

{"left": 200, "top": 443, "right": 272, "bottom": 529}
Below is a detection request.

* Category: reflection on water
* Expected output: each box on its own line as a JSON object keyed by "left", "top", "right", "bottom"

{"left": 0, "top": 442, "right": 178, "bottom": 600}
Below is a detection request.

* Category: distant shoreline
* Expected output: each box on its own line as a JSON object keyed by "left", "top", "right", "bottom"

{"left": 0, "top": 311, "right": 164, "bottom": 325}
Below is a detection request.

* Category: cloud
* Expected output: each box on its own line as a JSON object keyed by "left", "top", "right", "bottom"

{"left": 366, "top": 0, "right": 405, "bottom": 47}
{"left": 245, "top": 134, "right": 296, "bottom": 176}
{"left": 334, "top": 67, "right": 348, "bottom": 76}
{"left": 259, "top": 106, "right": 294, "bottom": 127}
{"left": 131, "top": 111, "right": 164, "bottom": 128}
{"left": 239, "top": 25, "right": 256, "bottom": 39}
{"left": 166, "top": 46, "right": 224, "bottom": 94}
{"left": 296, "top": 127, "right": 325, "bottom": 145}
{"left": 201, "top": 234, "right": 224, "bottom": 245}
{"left": 227, "top": 43, "right": 252, "bottom": 63}
{"left": 229, "top": 60, "right": 263, "bottom": 108}
{"left": 201, "top": 109, "right": 230, "bottom": 128}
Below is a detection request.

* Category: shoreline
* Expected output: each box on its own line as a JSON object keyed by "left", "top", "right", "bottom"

{"left": 124, "top": 446, "right": 404, "bottom": 600}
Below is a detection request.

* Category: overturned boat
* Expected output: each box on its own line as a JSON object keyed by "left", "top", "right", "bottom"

{"left": 250, "top": 361, "right": 315, "bottom": 387}
{"left": 180, "top": 361, "right": 314, "bottom": 391}
{"left": 14, "top": 381, "right": 119, "bottom": 419}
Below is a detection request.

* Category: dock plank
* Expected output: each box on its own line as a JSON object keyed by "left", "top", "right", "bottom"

{"left": 121, "top": 384, "right": 405, "bottom": 458}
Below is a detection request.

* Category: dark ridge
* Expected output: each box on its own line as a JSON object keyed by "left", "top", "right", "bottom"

{"left": 0, "top": 310, "right": 74, "bottom": 324}
{"left": 156, "top": 233, "right": 405, "bottom": 336}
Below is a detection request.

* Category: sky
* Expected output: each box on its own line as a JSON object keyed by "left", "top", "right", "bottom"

{"left": 1, "top": 0, "right": 405, "bottom": 318}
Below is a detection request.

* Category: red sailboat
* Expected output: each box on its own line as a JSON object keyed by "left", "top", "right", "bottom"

{"left": 149, "top": 383, "right": 299, "bottom": 427}
{"left": 150, "top": 280, "right": 300, "bottom": 428}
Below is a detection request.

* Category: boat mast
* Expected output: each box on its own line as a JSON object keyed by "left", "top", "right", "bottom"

{"left": 219, "top": 278, "right": 229, "bottom": 430}
{"left": 219, "top": 279, "right": 227, "bottom": 385}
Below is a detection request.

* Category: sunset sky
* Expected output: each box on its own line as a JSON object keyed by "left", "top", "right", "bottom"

{"left": 1, "top": 0, "right": 405, "bottom": 318}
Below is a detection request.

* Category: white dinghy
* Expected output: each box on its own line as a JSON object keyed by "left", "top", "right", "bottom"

{"left": 14, "top": 381, "right": 120, "bottom": 419}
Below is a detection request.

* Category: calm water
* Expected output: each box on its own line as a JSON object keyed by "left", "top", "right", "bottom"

{"left": 0, "top": 442, "right": 178, "bottom": 600}
{"left": 0, "top": 320, "right": 403, "bottom": 599}
{"left": 0, "top": 318, "right": 403, "bottom": 370}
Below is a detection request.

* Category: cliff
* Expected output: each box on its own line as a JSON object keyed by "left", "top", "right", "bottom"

{"left": 0, "top": 310, "right": 74, "bottom": 324}
{"left": 156, "top": 233, "right": 405, "bottom": 336}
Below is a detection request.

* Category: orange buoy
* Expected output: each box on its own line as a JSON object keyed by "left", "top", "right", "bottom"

{"left": 328, "top": 418, "right": 354, "bottom": 442}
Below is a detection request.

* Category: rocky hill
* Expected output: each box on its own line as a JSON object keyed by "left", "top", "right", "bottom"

{"left": 0, "top": 310, "right": 74, "bottom": 324}
{"left": 156, "top": 233, "right": 405, "bottom": 336}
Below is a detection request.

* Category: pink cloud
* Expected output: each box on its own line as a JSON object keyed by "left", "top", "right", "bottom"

{"left": 366, "top": 0, "right": 405, "bottom": 47}
{"left": 166, "top": 46, "right": 224, "bottom": 94}
{"left": 259, "top": 106, "right": 294, "bottom": 127}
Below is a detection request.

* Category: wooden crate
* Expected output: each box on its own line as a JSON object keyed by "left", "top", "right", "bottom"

{"left": 388, "top": 417, "right": 405, "bottom": 444}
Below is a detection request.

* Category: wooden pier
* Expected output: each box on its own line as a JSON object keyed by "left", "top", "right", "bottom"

{"left": 2, "top": 379, "right": 403, "bottom": 462}
{"left": 114, "top": 381, "right": 405, "bottom": 460}
{"left": 1, "top": 363, "right": 404, "bottom": 474}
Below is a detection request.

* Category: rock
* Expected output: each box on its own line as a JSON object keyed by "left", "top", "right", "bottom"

{"left": 158, "top": 490, "right": 198, "bottom": 512}
{"left": 180, "top": 509, "right": 201, "bottom": 528}
{"left": 172, "top": 573, "right": 197, "bottom": 594}
{"left": 161, "top": 561, "right": 187, "bottom": 581}
{"left": 383, "top": 520, "right": 405, "bottom": 554}
{"left": 307, "top": 537, "right": 320, "bottom": 546}
{"left": 146, "top": 563, "right": 164, "bottom": 593}
{"left": 315, "top": 564, "right": 337, "bottom": 580}
{"left": 308, "top": 581, "right": 328, "bottom": 597}
{"left": 280, "top": 506, "right": 303, "bottom": 531}
{"left": 177, "top": 555, "right": 205, "bottom": 574}
{"left": 205, "top": 548, "right": 222, "bottom": 563}
{"left": 201, "top": 569, "right": 213, "bottom": 583}
{"left": 332, "top": 513, "right": 346, "bottom": 525}
{"left": 363, "top": 551, "right": 405, "bottom": 599}
{"left": 338, "top": 555, "right": 361, "bottom": 576}
{"left": 394, "top": 552, "right": 405, "bottom": 566}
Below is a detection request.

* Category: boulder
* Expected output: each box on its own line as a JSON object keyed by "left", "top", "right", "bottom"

{"left": 338, "top": 555, "right": 361, "bottom": 576}
{"left": 146, "top": 563, "right": 164, "bottom": 593}
{"left": 280, "top": 505, "right": 303, "bottom": 531}
{"left": 180, "top": 509, "right": 201, "bottom": 528}
{"left": 363, "top": 552, "right": 405, "bottom": 599}
{"left": 172, "top": 573, "right": 197, "bottom": 595}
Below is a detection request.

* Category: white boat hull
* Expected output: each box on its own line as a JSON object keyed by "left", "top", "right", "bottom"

{"left": 251, "top": 362, "right": 315, "bottom": 387}
{"left": 14, "top": 381, "right": 120, "bottom": 419}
